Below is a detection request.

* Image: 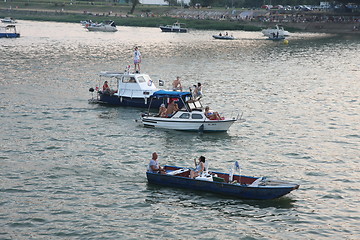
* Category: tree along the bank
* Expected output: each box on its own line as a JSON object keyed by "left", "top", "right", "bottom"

{"left": 127, "top": 0, "right": 139, "bottom": 14}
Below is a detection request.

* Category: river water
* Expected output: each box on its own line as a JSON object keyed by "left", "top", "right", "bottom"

{"left": 1, "top": 20, "right": 359, "bottom": 239}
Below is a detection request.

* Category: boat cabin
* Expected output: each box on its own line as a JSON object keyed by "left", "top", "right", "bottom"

{"left": 99, "top": 71, "right": 158, "bottom": 99}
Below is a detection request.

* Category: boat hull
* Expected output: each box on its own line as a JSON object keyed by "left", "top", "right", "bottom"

{"left": 141, "top": 117, "right": 237, "bottom": 132}
{"left": 212, "top": 35, "right": 235, "bottom": 40}
{"left": 267, "top": 36, "right": 286, "bottom": 41}
{"left": 94, "top": 93, "right": 162, "bottom": 109}
{"left": 94, "top": 92, "right": 185, "bottom": 109}
{"left": 0, "top": 33, "right": 20, "bottom": 38}
{"left": 160, "top": 27, "right": 187, "bottom": 33}
{"left": 147, "top": 167, "right": 299, "bottom": 200}
{"left": 87, "top": 26, "right": 117, "bottom": 32}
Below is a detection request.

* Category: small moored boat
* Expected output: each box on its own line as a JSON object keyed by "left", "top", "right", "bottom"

{"left": 138, "top": 91, "right": 243, "bottom": 132}
{"left": 147, "top": 165, "right": 299, "bottom": 200}
{"left": 0, "top": 25, "right": 20, "bottom": 38}
{"left": 160, "top": 22, "right": 188, "bottom": 33}
{"left": 262, "top": 25, "right": 290, "bottom": 37}
{"left": 86, "top": 20, "right": 117, "bottom": 32}
{"left": 1, "top": 17, "right": 17, "bottom": 23}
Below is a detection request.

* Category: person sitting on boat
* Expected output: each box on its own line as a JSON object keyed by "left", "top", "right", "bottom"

{"left": 204, "top": 106, "right": 221, "bottom": 120}
{"left": 219, "top": 32, "right": 222, "bottom": 36}
{"left": 189, "top": 156, "right": 206, "bottom": 179}
{"left": 157, "top": 104, "right": 167, "bottom": 118}
{"left": 147, "top": 152, "right": 165, "bottom": 174}
{"left": 102, "top": 81, "right": 111, "bottom": 94}
{"left": 165, "top": 99, "right": 179, "bottom": 117}
{"left": 172, "top": 76, "right": 183, "bottom": 91}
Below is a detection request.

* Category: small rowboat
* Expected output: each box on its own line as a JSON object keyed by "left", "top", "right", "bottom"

{"left": 147, "top": 165, "right": 299, "bottom": 200}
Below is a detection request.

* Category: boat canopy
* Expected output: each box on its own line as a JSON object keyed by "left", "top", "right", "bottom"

{"left": 152, "top": 90, "right": 192, "bottom": 98}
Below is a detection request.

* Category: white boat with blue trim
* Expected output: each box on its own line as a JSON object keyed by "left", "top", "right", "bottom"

{"left": 160, "top": 22, "right": 188, "bottom": 33}
{"left": 138, "top": 91, "right": 244, "bottom": 132}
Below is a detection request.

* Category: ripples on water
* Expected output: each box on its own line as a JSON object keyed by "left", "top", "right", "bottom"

{"left": 1, "top": 21, "right": 359, "bottom": 239}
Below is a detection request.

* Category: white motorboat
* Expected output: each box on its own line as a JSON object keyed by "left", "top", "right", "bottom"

{"left": 0, "top": 25, "right": 20, "bottom": 38}
{"left": 86, "top": 20, "right": 117, "bottom": 32}
{"left": 262, "top": 25, "right": 290, "bottom": 37}
{"left": 88, "top": 66, "right": 187, "bottom": 109}
{"left": 1, "top": 17, "right": 17, "bottom": 23}
{"left": 160, "top": 22, "right": 188, "bottom": 33}
{"left": 138, "top": 91, "right": 244, "bottom": 132}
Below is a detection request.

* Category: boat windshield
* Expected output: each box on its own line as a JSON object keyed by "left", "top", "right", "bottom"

{"left": 137, "top": 76, "right": 147, "bottom": 83}
{"left": 187, "top": 100, "right": 202, "bottom": 110}
{"left": 122, "top": 76, "right": 137, "bottom": 83}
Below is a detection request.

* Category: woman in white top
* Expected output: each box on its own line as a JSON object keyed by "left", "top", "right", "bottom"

{"left": 190, "top": 156, "right": 206, "bottom": 179}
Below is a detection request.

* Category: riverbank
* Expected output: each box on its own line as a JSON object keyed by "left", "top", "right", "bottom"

{"left": 1, "top": 3, "right": 360, "bottom": 34}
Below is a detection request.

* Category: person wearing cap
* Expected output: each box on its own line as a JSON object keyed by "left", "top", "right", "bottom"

{"left": 172, "top": 76, "right": 182, "bottom": 91}
{"left": 158, "top": 103, "right": 167, "bottom": 118}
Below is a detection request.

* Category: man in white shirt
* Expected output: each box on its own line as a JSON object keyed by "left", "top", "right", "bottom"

{"left": 148, "top": 152, "right": 165, "bottom": 174}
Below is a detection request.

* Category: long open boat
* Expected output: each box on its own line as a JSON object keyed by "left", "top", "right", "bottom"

{"left": 147, "top": 165, "right": 299, "bottom": 200}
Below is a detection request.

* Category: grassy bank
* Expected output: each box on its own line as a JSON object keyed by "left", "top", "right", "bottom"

{"left": 0, "top": 1, "right": 264, "bottom": 31}
{"left": 0, "top": 8, "right": 263, "bottom": 31}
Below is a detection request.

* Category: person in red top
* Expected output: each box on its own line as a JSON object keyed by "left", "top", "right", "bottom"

{"left": 103, "top": 81, "right": 110, "bottom": 93}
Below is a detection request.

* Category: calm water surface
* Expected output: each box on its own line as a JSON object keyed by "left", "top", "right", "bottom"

{"left": 1, "top": 21, "right": 360, "bottom": 239}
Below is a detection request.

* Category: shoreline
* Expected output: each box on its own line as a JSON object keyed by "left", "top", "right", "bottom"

{"left": 1, "top": 7, "right": 360, "bottom": 35}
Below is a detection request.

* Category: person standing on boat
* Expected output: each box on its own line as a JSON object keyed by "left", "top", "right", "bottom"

{"left": 134, "top": 46, "right": 141, "bottom": 73}
{"left": 172, "top": 76, "right": 182, "bottom": 91}
{"left": 189, "top": 156, "right": 206, "bottom": 179}
{"left": 148, "top": 152, "right": 165, "bottom": 174}
{"left": 193, "top": 82, "right": 202, "bottom": 99}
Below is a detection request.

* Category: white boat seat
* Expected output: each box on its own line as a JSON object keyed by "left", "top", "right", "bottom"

{"left": 249, "top": 177, "right": 265, "bottom": 187}
{"left": 167, "top": 168, "right": 189, "bottom": 176}
{"left": 195, "top": 175, "right": 213, "bottom": 181}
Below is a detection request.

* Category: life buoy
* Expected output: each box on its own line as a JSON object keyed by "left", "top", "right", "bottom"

{"left": 148, "top": 80, "right": 152, "bottom": 86}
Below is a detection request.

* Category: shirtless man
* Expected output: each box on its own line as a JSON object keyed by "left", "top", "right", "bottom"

{"left": 165, "top": 100, "right": 179, "bottom": 117}
{"left": 172, "top": 76, "right": 182, "bottom": 91}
